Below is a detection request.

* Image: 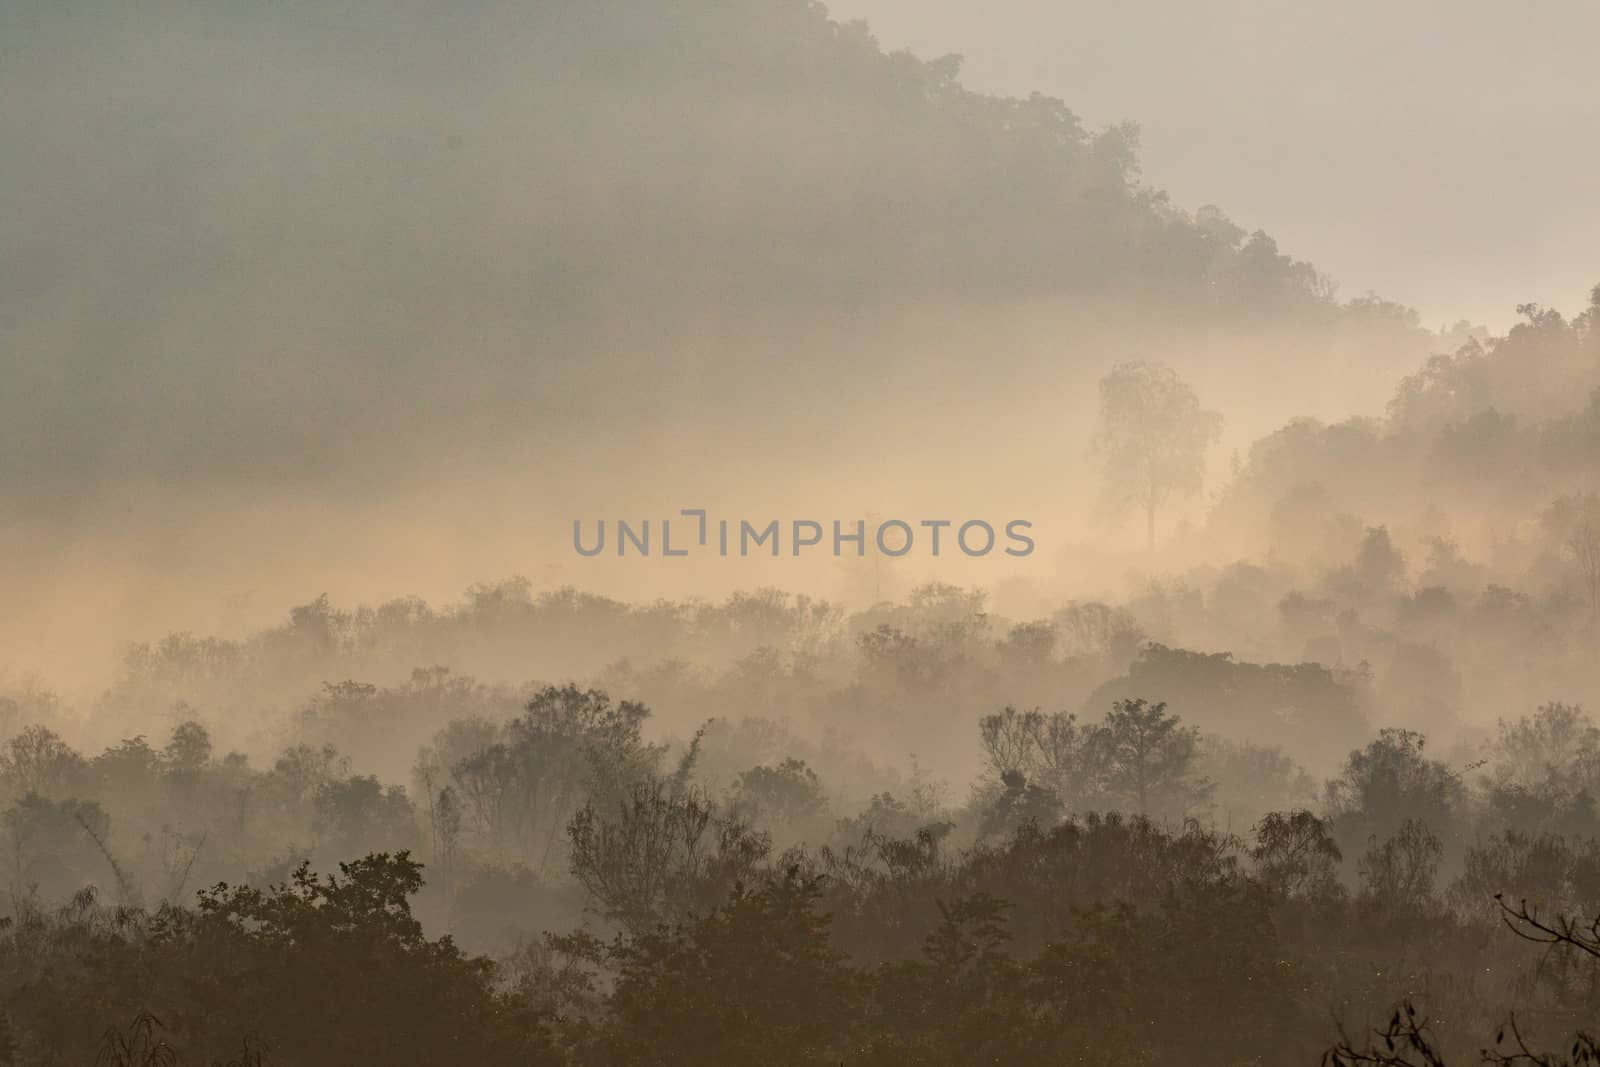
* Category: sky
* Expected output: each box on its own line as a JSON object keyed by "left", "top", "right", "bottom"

{"left": 828, "top": 0, "right": 1600, "bottom": 332}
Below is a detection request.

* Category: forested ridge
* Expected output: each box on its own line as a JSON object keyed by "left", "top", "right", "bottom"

{"left": 0, "top": 0, "right": 1434, "bottom": 490}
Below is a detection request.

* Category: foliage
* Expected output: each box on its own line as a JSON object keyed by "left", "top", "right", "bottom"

{"left": 1091, "top": 361, "right": 1223, "bottom": 549}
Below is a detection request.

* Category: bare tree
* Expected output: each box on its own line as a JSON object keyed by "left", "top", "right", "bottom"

{"left": 567, "top": 777, "right": 769, "bottom": 933}
{"left": 977, "top": 706, "right": 1045, "bottom": 780}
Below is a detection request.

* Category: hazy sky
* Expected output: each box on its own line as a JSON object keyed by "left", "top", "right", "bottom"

{"left": 828, "top": 0, "right": 1600, "bottom": 331}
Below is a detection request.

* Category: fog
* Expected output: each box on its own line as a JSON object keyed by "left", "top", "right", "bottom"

{"left": 2, "top": 0, "right": 1455, "bottom": 679}
{"left": 3, "top": 2, "right": 1600, "bottom": 1063}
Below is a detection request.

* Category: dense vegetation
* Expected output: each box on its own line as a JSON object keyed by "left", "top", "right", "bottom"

{"left": 7, "top": 276, "right": 1600, "bottom": 1067}
{"left": 4, "top": 286, "right": 1598, "bottom": 1056}
{"left": 9, "top": 690, "right": 1600, "bottom": 1064}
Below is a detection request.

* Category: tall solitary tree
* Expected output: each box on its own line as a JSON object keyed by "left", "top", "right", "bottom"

{"left": 1569, "top": 520, "right": 1600, "bottom": 624}
{"left": 1091, "top": 361, "right": 1222, "bottom": 551}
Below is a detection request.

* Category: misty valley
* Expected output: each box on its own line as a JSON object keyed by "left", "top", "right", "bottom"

{"left": 4, "top": 0, "right": 1600, "bottom": 1065}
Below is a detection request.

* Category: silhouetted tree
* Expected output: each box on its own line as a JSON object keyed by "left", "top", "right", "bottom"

{"left": 1090, "top": 698, "right": 1213, "bottom": 817}
{"left": 1091, "top": 361, "right": 1222, "bottom": 550}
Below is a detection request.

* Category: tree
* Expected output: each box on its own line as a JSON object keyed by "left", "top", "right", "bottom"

{"left": 312, "top": 775, "right": 418, "bottom": 859}
{"left": 1091, "top": 361, "right": 1223, "bottom": 551}
{"left": 1357, "top": 819, "right": 1443, "bottom": 920}
{"left": 0, "top": 727, "right": 87, "bottom": 799}
{"left": 589, "top": 868, "right": 856, "bottom": 1067}
{"left": 1325, "top": 729, "right": 1464, "bottom": 854}
{"left": 977, "top": 706, "right": 1047, "bottom": 781}
{"left": 1251, "top": 810, "right": 1342, "bottom": 901}
{"left": 977, "top": 706, "right": 1096, "bottom": 814}
{"left": 567, "top": 778, "right": 769, "bottom": 934}
{"left": 451, "top": 686, "right": 663, "bottom": 871}
{"left": 190, "top": 853, "right": 546, "bottom": 1066}
{"left": 92, "top": 1012, "right": 176, "bottom": 1067}
{"left": 730, "top": 758, "right": 828, "bottom": 839}
{"left": 1090, "top": 699, "right": 1212, "bottom": 818}
{"left": 977, "top": 769, "right": 1065, "bottom": 840}
{"left": 1570, "top": 521, "right": 1600, "bottom": 625}
{"left": 162, "top": 720, "right": 212, "bottom": 777}
{"left": 1, "top": 794, "right": 116, "bottom": 903}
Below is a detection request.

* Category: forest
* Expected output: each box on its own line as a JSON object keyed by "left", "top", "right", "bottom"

{"left": 9, "top": 298, "right": 1600, "bottom": 1059}
{"left": 5, "top": 0, "right": 1600, "bottom": 1064}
